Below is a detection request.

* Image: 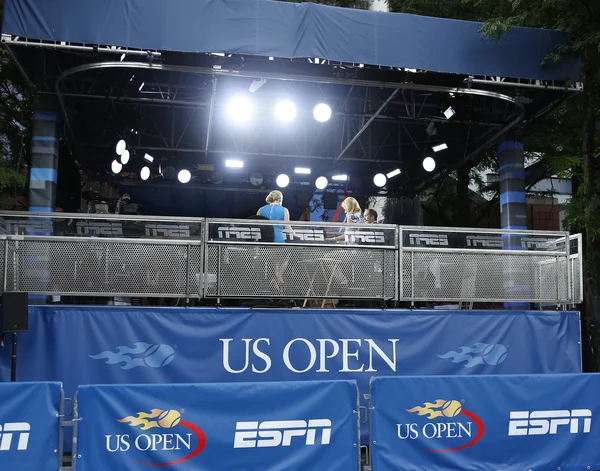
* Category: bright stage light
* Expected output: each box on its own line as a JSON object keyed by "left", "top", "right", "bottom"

{"left": 332, "top": 174, "right": 348, "bottom": 182}
{"left": 144, "top": 153, "right": 154, "bottom": 163}
{"left": 178, "top": 169, "right": 192, "bottom": 183}
{"left": 227, "top": 96, "right": 253, "bottom": 123}
{"left": 120, "top": 149, "right": 130, "bottom": 165}
{"left": 432, "top": 143, "right": 448, "bottom": 152}
{"left": 226, "top": 159, "right": 244, "bottom": 168}
{"left": 386, "top": 168, "right": 401, "bottom": 178}
{"left": 275, "top": 100, "right": 296, "bottom": 122}
{"left": 111, "top": 160, "right": 122, "bottom": 174}
{"left": 140, "top": 166, "right": 150, "bottom": 181}
{"left": 116, "top": 140, "right": 126, "bottom": 155}
{"left": 373, "top": 173, "right": 387, "bottom": 188}
{"left": 295, "top": 167, "right": 311, "bottom": 175}
{"left": 120, "top": 53, "right": 126, "bottom": 62}
{"left": 315, "top": 176, "right": 328, "bottom": 190}
{"left": 313, "top": 103, "right": 332, "bottom": 122}
{"left": 276, "top": 173, "right": 290, "bottom": 188}
{"left": 444, "top": 107, "right": 456, "bottom": 119}
{"left": 423, "top": 157, "right": 436, "bottom": 172}
{"left": 139, "top": 82, "right": 145, "bottom": 92}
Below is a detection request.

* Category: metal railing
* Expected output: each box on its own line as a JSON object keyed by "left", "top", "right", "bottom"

{"left": 0, "top": 211, "right": 583, "bottom": 305}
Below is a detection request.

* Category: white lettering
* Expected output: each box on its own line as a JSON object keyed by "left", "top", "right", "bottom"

{"left": 283, "top": 339, "right": 317, "bottom": 373}
{"left": 0, "top": 423, "right": 30, "bottom": 451}
{"left": 423, "top": 422, "right": 437, "bottom": 439}
{"left": 340, "top": 339, "right": 363, "bottom": 372}
{"left": 252, "top": 338, "right": 271, "bottom": 373}
{"left": 365, "top": 339, "right": 398, "bottom": 372}
{"left": 397, "top": 424, "right": 419, "bottom": 439}
{"left": 234, "top": 419, "right": 331, "bottom": 448}
{"left": 217, "top": 227, "right": 261, "bottom": 240}
{"left": 221, "top": 338, "right": 252, "bottom": 374}
{"left": 408, "top": 234, "right": 449, "bottom": 246}
{"left": 316, "top": 339, "right": 340, "bottom": 373}
{"left": 135, "top": 434, "right": 152, "bottom": 452}
{"left": 508, "top": 409, "right": 592, "bottom": 436}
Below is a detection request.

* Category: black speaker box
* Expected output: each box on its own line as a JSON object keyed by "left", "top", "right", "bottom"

{"left": 1, "top": 292, "right": 29, "bottom": 333}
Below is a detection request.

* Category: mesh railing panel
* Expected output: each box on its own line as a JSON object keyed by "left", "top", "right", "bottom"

{"left": 4, "top": 238, "right": 201, "bottom": 297}
{"left": 205, "top": 244, "right": 396, "bottom": 300}
{"left": 401, "top": 250, "right": 569, "bottom": 302}
{"left": 570, "top": 255, "right": 582, "bottom": 303}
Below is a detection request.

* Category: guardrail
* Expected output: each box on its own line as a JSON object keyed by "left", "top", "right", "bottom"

{"left": 0, "top": 212, "right": 583, "bottom": 305}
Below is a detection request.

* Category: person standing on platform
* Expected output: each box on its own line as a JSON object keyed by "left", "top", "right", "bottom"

{"left": 257, "top": 190, "right": 291, "bottom": 285}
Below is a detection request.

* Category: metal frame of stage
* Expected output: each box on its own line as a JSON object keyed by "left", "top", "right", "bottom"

{"left": 0, "top": 211, "right": 583, "bottom": 305}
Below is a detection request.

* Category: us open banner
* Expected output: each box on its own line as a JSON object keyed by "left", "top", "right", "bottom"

{"left": 0, "top": 306, "right": 581, "bottom": 447}
{"left": 76, "top": 380, "right": 359, "bottom": 471}
{"left": 0, "top": 382, "right": 62, "bottom": 471}
{"left": 370, "top": 374, "right": 600, "bottom": 471}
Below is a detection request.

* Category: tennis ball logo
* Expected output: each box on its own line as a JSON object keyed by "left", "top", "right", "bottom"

{"left": 143, "top": 344, "right": 176, "bottom": 368}
{"left": 482, "top": 344, "right": 508, "bottom": 366}
{"left": 157, "top": 410, "right": 182, "bottom": 429}
{"left": 441, "top": 400, "right": 462, "bottom": 417}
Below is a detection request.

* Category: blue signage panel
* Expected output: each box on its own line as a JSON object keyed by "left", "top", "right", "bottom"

{"left": 370, "top": 374, "right": 600, "bottom": 471}
{"left": 77, "top": 380, "right": 359, "bottom": 471}
{"left": 0, "top": 382, "right": 62, "bottom": 471}
{"left": 0, "top": 306, "right": 581, "bottom": 446}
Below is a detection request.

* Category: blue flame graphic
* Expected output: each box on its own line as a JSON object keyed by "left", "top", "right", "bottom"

{"left": 89, "top": 343, "right": 175, "bottom": 370}
{"left": 438, "top": 342, "right": 507, "bottom": 368}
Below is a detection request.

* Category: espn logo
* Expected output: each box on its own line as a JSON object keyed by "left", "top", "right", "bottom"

{"left": 145, "top": 224, "right": 191, "bottom": 237}
{"left": 408, "top": 233, "right": 449, "bottom": 246}
{"left": 76, "top": 221, "right": 123, "bottom": 236}
{"left": 466, "top": 235, "right": 502, "bottom": 248}
{"left": 0, "top": 423, "right": 30, "bottom": 451}
{"left": 217, "top": 227, "right": 262, "bottom": 240}
{"left": 233, "top": 419, "right": 331, "bottom": 448}
{"left": 345, "top": 231, "right": 385, "bottom": 244}
{"left": 508, "top": 410, "right": 591, "bottom": 436}
{"left": 284, "top": 229, "right": 325, "bottom": 242}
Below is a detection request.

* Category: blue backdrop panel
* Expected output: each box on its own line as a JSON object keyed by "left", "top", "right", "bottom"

{"left": 370, "top": 374, "right": 600, "bottom": 471}
{"left": 0, "top": 307, "right": 581, "bottom": 445}
{"left": 0, "top": 382, "right": 62, "bottom": 471}
{"left": 2, "top": 0, "right": 579, "bottom": 81}
{"left": 77, "top": 380, "right": 359, "bottom": 471}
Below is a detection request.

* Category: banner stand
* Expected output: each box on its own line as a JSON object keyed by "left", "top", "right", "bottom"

{"left": 58, "top": 392, "right": 78, "bottom": 471}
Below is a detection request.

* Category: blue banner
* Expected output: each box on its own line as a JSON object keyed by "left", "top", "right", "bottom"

{"left": 370, "top": 374, "right": 600, "bottom": 471}
{"left": 0, "top": 382, "right": 62, "bottom": 471}
{"left": 0, "top": 306, "right": 581, "bottom": 445}
{"left": 77, "top": 380, "right": 359, "bottom": 471}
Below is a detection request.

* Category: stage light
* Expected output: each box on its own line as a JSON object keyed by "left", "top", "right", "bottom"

{"left": 227, "top": 96, "right": 253, "bottom": 123}
{"left": 373, "top": 173, "right": 387, "bottom": 187}
{"left": 249, "top": 78, "right": 267, "bottom": 93}
{"left": 443, "top": 107, "right": 456, "bottom": 119}
{"left": 144, "top": 153, "right": 154, "bottom": 163}
{"left": 275, "top": 100, "right": 296, "bottom": 122}
{"left": 226, "top": 159, "right": 244, "bottom": 168}
{"left": 120, "top": 149, "right": 130, "bottom": 165}
{"left": 178, "top": 169, "right": 192, "bottom": 183}
{"left": 386, "top": 168, "right": 401, "bottom": 178}
{"left": 315, "top": 176, "right": 328, "bottom": 190}
{"left": 120, "top": 53, "right": 126, "bottom": 62}
{"left": 313, "top": 103, "right": 332, "bottom": 122}
{"left": 432, "top": 143, "right": 448, "bottom": 152}
{"left": 332, "top": 174, "right": 348, "bottom": 181}
{"left": 276, "top": 173, "right": 290, "bottom": 188}
{"left": 269, "top": 57, "right": 274, "bottom": 61}
{"left": 111, "top": 160, "right": 122, "bottom": 174}
{"left": 116, "top": 140, "right": 126, "bottom": 155}
{"left": 423, "top": 157, "right": 436, "bottom": 172}
{"left": 139, "top": 82, "right": 145, "bottom": 92}
{"left": 140, "top": 166, "right": 150, "bottom": 181}
{"left": 295, "top": 167, "right": 311, "bottom": 175}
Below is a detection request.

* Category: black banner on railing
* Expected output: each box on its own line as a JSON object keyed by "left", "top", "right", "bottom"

{"left": 207, "top": 222, "right": 397, "bottom": 248}
{"left": 0, "top": 217, "right": 202, "bottom": 240}
{"left": 401, "top": 230, "right": 566, "bottom": 252}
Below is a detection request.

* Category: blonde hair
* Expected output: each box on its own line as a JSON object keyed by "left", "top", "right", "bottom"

{"left": 266, "top": 190, "right": 283, "bottom": 204}
{"left": 342, "top": 197, "right": 361, "bottom": 214}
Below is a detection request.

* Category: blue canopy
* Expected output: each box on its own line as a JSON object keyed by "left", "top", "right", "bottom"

{"left": 3, "top": 0, "right": 579, "bottom": 81}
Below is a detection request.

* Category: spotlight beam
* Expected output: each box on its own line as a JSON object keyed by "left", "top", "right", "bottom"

{"left": 205, "top": 77, "right": 218, "bottom": 155}
{"left": 335, "top": 88, "right": 399, "bottom": 162}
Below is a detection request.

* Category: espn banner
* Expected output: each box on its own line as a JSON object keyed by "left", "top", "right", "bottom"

{"left": 76, "top": 380, "right": 359, "bottom": 471}
{"left": 0, "top": 382, "right": 62, "bottom": 471}
{"left": 370, "top": 374, "right": 600, "bottom": 471}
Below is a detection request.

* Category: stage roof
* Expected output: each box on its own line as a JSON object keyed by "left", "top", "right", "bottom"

{"left": 3, "top": 0, "right": 579, "bottom": 82}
